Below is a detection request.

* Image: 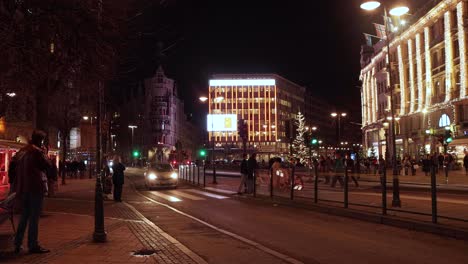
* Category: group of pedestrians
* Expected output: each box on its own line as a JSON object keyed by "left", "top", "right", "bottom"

{"left": 237, "top": 153, "right": 257, "bottom": 195}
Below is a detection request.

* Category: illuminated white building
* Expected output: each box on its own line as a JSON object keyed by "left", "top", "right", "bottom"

{"left": 208, "top": 74, "right": 307, "bottom": 160}
{"left": 360, "top": 0, "right": 468, "bottom": 159}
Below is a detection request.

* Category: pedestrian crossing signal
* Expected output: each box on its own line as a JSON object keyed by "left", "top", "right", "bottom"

{"left": 444, "top": 130, "right": 453, "bottom": 143}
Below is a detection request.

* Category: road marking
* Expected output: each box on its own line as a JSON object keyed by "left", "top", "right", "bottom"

{"left": 204, "top": 187, "right": 237, "bottom": 195}
{"left": 169, "top": 190, "right": 206, "bottom": 200}
{"left": 135, "top": 191, "right": 304, "bottom": 264}
{"left": 150, "top": 191, "right": 182, "bottom": 202}
{"left": 185, "top": 189, "right": 229, "bottom": 199}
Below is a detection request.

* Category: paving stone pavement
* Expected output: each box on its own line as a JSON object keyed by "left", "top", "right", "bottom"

{"left": 0, "top": 178, "right": 207, "bottom": 263}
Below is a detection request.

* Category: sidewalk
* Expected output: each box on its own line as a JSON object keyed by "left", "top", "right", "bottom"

{"left": 0, "top": 178, "right": 206, "bottom": 264}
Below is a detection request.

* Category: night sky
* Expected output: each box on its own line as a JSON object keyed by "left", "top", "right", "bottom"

{"left": 125, "top": 0, "right": 430, "bottom": 124}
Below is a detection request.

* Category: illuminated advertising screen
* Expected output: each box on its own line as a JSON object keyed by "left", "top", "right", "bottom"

{"left": 207, "top": 114, "right": 237, "bottom": 132}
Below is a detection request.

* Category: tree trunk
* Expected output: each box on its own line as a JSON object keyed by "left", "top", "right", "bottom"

{"left": 35, "top": 80, "right": 50, "bottom": 133}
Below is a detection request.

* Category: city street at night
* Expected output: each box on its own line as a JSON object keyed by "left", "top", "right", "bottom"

{"left": 2, "top": 168, "right": 466, "bottom": 263}
{"left": 2, "top": 0, "right": 468, "bottom": 263}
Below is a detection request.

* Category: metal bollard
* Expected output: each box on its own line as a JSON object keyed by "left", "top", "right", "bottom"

{"left": 270, "top": 168, "right": 273, "bottom": 198}
{"left": 314, "top": 165, "right": 318, "bottom": 203}
{"left": 382, "top": 166, "right": 387, "bottom": 215}
{"left": 203, "top": 165, "right": 206, "bottom": 187}
{"left": 290, "top": 166, "right": 295, "bottom": 200}
{"left": 344, "top": 166, "right": 349, "bottom": 208}
{"left": 431, "top": 165, "right": 438, "bottom": 223}
{"left": 197, "top": 166, "right": 200, "bottom": 185}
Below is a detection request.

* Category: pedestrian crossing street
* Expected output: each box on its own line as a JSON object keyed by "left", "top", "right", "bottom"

{"left": 147, "top": 188, "right": 234, "bottom": 203}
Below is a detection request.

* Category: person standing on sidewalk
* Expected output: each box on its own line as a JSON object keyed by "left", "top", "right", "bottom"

{"left": 246, "top": 153, "right": 257, "bottom": 194}
{"left": 237, "top": 154, "right": 248, "bottom": 194}
{"left": 13, "top": 130, "right": 51, "bottom": 254}
{"left": 112, "top": 156, "right": 126, "bottom": 202}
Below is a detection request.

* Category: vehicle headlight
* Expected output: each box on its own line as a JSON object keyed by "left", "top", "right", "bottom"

{"left": 148, "top": 173, "right": 157, "bottom": 180}
{"left": 170, "top": 173, "right": 178, "bottom": 179}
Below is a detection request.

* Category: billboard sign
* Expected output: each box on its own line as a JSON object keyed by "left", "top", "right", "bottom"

{"left": 207, "top": 114, "right": 237, "bottom": 132}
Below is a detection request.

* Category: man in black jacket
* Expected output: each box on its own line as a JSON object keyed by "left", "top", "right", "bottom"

{"left": 111, "top": 156, "right": 126, "bottom": 202}
{"left": 246, "top": 153, "right": 257, "bottom": 194}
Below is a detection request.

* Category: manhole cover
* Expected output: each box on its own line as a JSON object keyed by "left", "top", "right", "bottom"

{"left": 132, "top": 248, "right": 159, "bottom": 257}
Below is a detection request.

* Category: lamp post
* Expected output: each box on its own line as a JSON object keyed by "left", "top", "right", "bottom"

{"left": 361, "top": 1, "right": 409, "bottom": 207}
{"left": 128, "top": 125, "right": 137, "bottom": 147}
{"left": 331, "top": 112, "right": 347, "bottom": 147}
{"left": 199, "top": 95, "right": 224, "bottom": 184}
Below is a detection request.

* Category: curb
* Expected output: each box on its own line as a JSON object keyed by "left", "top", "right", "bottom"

{"left": 252, "top": 195, "right": 468, "bottom": 241}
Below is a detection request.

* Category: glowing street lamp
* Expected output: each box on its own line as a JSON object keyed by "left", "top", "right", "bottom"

{"left": 331, "top": 112, "right": 347, "bottom": 145}
{"left": 361, "top": 1, "right": 409, "bottom": 208}
{"left": 199, "top": 95, "right": 224, "bottom": 184}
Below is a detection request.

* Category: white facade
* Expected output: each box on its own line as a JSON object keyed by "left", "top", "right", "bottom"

{"left": 360, "top": 0, "right": 468, "bottom": 159}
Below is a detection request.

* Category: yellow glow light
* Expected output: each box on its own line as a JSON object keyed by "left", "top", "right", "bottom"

{"left": 424, "top": 27, "right": 432, "bottom": 108}
{"left": 444, "top": 11, "right": 453, "bottom": 102}
{"left": 360, "top": 1, "right": 381, "bottom": 11}
{"left": 416, "top": 33, "right": 424, "bottom": 111}
{"left": 408, "top": 38, "right": 416, "bottom": 113}
{"left": 398, "top": 45, "right": 406, "bottom": 115}
{"left": 389, "top": 6, "right": 409, "bottom": 16}
{"left": 458, "top": 2, "right": 467, "bottom": 98}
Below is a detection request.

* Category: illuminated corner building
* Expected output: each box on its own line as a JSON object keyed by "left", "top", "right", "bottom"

{"left": 208, "top": 74, "right": 306, "bottom": 160}
{"left": 360, "top": 0, "right": 468, "bottom": 159}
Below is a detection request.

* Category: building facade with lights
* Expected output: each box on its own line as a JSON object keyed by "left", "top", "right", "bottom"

{"left": 208, "top": 74, "right": 337, "bottom": 160}
{"left": 360, "top": 0, "right": 468, "bottom": 159}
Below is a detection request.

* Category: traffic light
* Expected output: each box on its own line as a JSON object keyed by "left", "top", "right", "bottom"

{"left": 444, "top": 130, "right": 453, "bottom": 144}
{"left": 199, "top": 149, "right": 206, "bottom": 157}
{"left": 132, "top": 150, "right": 140, "bottom": 158}
{"left": 311, "top": 138, "right": 318, "bottom": 145}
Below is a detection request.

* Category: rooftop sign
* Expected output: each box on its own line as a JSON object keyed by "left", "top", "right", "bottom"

{"left": 209, "top": 79, "right": 276, "bottom": 86}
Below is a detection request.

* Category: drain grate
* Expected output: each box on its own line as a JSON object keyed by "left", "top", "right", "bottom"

{"left": 132, "top": 248, "right": 159, "bottom": 257}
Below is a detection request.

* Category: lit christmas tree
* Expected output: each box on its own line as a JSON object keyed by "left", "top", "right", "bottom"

{"left": 291, "top": 111, "right": 309, "bottom": 164}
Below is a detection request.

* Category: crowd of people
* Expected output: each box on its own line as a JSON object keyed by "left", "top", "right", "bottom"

{"left": 236, "top": 150, "right": 467, "bottom": 194}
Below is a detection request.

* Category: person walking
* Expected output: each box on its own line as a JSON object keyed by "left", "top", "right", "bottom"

{"left": 237, "top": 154, "right": 248, "bottom": 194}
{"left": 331, "top": 153, "right": 345, "bottom": 188}
{"left": 13, "top": 130, "right": 51, "bottom": 254}
{"left": 345, "top": 154, "right": 359, "bottom": 187}
{"left": 112, "top": 156, "right": 126, "bottom": 202}
{"left": 246, "top": 153, "right": 258, "bottom": 194}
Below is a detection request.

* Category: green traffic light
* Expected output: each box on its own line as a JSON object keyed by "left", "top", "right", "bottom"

{"left": 200, "top": 149, "right": 206, "bottom": 157}
{"left": 132, "top": 151, "right": 140, "bottom": 157}
{"left": 446, "top": 137, "right": 453, "bottom": 143}
{"left": 311, "top": 138, "right": 318, "bottom": 145}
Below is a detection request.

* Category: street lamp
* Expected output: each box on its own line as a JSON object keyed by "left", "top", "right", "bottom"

{"left": 199, "top": 95, "right": 224, "bottom": 184}
{"left": 128, "top": 125, "right": 137, "bottom": 147}
{"left": 360, "top": 1, "right": 409, "bottom": 207}
{"left": 331, "top": 112, "right": 347, "bottom": 146}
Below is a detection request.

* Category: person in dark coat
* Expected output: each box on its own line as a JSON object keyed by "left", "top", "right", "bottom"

{"left": 111, "top": 156, "right": 126, "bottom": 202}
{"left": 13, "top": 130, "right": 51, "bottom": 254}
{"left": 246, "top": 153, "right": 258, "bottom": 194}
{"left": 422, "top": 154, "right": 432, "bottom": 176}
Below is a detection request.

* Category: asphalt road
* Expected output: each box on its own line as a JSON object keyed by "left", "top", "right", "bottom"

{"left": 125, "top": 168, "right": 468, "bottom": 264}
